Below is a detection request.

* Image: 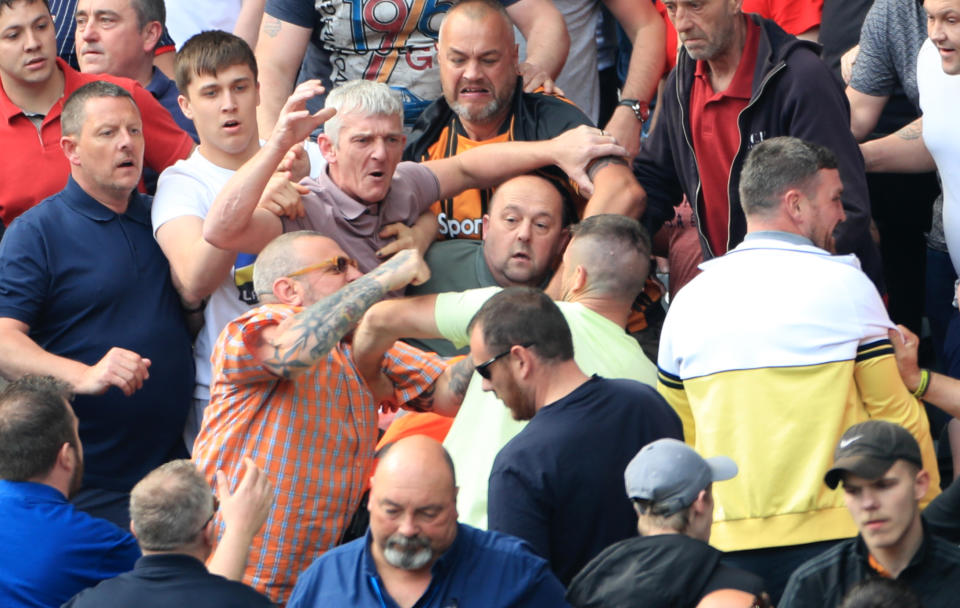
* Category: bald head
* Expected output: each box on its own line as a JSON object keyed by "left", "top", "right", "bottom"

{"left": 375, "top": 435, "right": 456, "bottom": 494}
{"left": 252, "top": 231, "right": 346, "bottom": 300}
{"left": 368, "top": 436, "right": 459, "bottom": 573}
{"left": 439, "top": 0, "right": 513, "bottom": 47}
{"left": 696, "top": 589, "right": 763, "bottom": 608}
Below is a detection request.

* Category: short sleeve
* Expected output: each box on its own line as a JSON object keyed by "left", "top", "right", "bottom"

{"left": 151, "top": 164, "right": 211, "bottom": 235}
{"left": 0, "top": 217, "right": 50, "bottom": 326}
{"left": 394, "top": 162, "right": 442, "bottom": 216}
{"left": 849, "top": 1, "right": 898, "bottom": 97}
{"left": 488, "top": 457, "right": 552, "bottom": 561}
{"left": 435, "top": 287, "right": 502, "bottom": 348}
{"left": 264, "top": 0, "right": 320, "bottom": 28}
{"left": 131, "top": 84, "right": 193, "bottom": 173}
{"left": 214, "top": 307, "right": 294, "bottom": 386}
{"left": 382, "top": 341, "right": 447, "bottom": 403}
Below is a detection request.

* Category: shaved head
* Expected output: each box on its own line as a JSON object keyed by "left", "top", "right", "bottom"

{"left": 375, "top": 435, "right": 456, "bottom": 494}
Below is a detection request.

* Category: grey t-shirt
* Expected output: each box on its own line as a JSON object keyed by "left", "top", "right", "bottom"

{"left": 849, "top": 0, "right": 927, "bottom": 109}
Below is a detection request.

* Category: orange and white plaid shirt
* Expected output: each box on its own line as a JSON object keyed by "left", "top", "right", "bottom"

{"left": 193, "top": 304, "right": 446, "bottom": 603}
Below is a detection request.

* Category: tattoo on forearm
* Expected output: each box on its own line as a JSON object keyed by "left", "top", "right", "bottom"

{"left": 264, "top": 17, "right": 281, "bottom": 37}
{"left": 260, "top": 255, "right": 411, "bottom": 377}
{"left": 587, "top": 156, "right": 628, "bottom": 180}
{"left": 446, "top": 357, "right": 475, "bottom": 402}
{"left": 404, "top": 357, "right": 474, "bottom": 412}
{"left": 405, "top": 384, "right": 436, "bottom": 412}
{"left": 896, "top": 122, "right": 923, "bottom": 141}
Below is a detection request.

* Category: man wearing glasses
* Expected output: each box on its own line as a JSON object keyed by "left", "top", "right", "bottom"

{"left": 192, "top": 232, "right": 474, "bottom": 604}
{"left": 468, "top": 287, "right": 682, "bottom": 585}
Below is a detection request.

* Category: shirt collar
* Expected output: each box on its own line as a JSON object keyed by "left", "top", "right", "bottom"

{"left": 318, "top": 167, "right": 376, "bottom": 221}
{"left": 743, "top": 230, "right": 815, "bottom": 247}
{"left": 146, "top": 67, "right": 174, "bottom": 98}
{"left": 0, "top": 57, "right": 74, "bottom": 124}
{"left": 61, "top": 175, "right": 152, "bottom": 226}
{"left": 0, "top": 480, "right": 68, "bottom": 503}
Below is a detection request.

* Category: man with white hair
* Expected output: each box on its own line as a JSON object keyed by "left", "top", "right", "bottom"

{"left": 201, "top": 78, "right": 626, "bottom": 273}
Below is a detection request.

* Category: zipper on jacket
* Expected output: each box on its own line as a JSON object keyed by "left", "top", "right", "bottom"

{"left": 676, "top": 60, "right": 710, "bottom": 259}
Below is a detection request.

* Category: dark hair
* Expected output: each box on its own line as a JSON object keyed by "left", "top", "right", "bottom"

{"left": 129, "top": 0, "right": 164, "bottom": 30}
{"left": 468, "top": 286, "right": 574, "bottom": 362}
{"left": 0, "top": 0, "right": 50, "bottom": 13}
{"left": 176, "top": 30, "right": 258, "bottom": 94}
{"left": 61, "top": 81, "right": 136, "bottom": 136}
{"left": 0, "top": 376, "right": 76, "bottom": 481}
{"left": 738, "top": 137, "right": 838, "bottom": 217}
{"left": 839, "top": 578, "right": 923, "bottom": 608}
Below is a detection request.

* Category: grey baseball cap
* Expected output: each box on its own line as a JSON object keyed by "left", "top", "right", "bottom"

{"left": 824, "top": 420, "right": 922, "bottom": 489}
{"left": 624, "top": 438, "right": 738, "bottom": 516}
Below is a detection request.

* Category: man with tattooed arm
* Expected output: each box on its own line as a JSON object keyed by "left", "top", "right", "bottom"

{"left": 191, "top": 234, "right": 474, "bottom": 604}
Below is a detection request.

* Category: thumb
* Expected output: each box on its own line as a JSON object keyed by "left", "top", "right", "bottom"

{"left": 215, "top": 470, "right": 230, "bottom": 500}
{"left": 568, "top": 169, "right": 594, "bottom": 197}
{"left": 379, "top": 224, "right": 401, "bottom": 238}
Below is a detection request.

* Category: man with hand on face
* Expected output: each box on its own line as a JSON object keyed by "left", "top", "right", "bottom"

{"left": 656, "top": 137, "right": 939, "bottom": 603}
{"left": 0, "top": 81, "right": 194, "bottom": 528}
{"left": 779, "top": 421, "right": 960, "bottom": 608}
{"left": 287, "top": 435, "right": 569, "bottom": 608}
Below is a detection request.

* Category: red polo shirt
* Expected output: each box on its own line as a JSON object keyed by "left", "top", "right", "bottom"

{"left": 742, "top": 0, "right": 822, "bottom": 36}
{"left": 0, "top": 58, "right": 193, "bottom": 226}
{"left": 689, "top": 17, "right": 760, "bottom": 256}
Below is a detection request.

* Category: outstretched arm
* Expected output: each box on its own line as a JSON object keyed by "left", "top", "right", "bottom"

{"left": 250, "top": 250, "right": 430, "bottom": 378}
{"left": 203, "top": 80, "right": 335, "bottom": 253}
{"left": 507, "top": 0, "right": 569, "bottom": 93}
{"left": 860, "top": 118, "right": 936, "bottom": 173}
{"left": 425, "top": 125, "right": 626, "bottom": 200}
{"left": 254, "top": 14, "right": 312, "bottom": 137}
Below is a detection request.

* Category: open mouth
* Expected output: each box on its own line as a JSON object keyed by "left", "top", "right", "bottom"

{"left": 117, "top": 159, "right": 136, "bottom": 168}
{"left": 460, "top": 86, "right": 490, "bottom": 96}
{"left": 368, "top": 171, "right": 385, "bottom": 178}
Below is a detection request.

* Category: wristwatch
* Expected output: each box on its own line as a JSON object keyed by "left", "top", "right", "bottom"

{"left": 617, "top": 99, "right": 650, "bottom": 123}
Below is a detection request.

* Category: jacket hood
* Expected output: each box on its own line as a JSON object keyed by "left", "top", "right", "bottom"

{"left": 566, "top": 534, "right": 722, "bottom": 608}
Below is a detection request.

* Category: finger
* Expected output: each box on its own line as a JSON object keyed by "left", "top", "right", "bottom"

{"left": 523, "top": 75, "right": 545, "bottom": 93}
{"left": 108, "top": 372, "right": 136, "bottom": 397}
{"left": 569, "top": 170, "right": 595, "bottom": 197}
{"left": 292, "top": 182, "right": 311, "bottom": 195}
{"left": 312, "top": 107, "right": 337, "bottom": 124}
{"left": 553, "top": 85, "right": 565, "bottom": 96}
{"left": 215, "top": 470, "right": 230, "bottom": 500}
{"left": 379, "top": 223, "right": 401, "bottom": 238}
{"left": 376, "top": 240, "right": 401, "bottom": 259}
{"left": 593, "top": 143, "right": 629, "bottom": 158}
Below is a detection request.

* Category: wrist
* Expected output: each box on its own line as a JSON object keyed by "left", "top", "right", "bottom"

{"left": 912, "top": 369, "right": 931, "bottom": 399}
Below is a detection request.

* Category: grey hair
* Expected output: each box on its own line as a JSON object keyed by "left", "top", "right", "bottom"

{"left": 61, "top": 81, "right": 136, "bottom": 136}
{"left": 252, "top": 230, "right": 325, "bottom": 298}
{"left": 323, "top": 80, "right": 403, "bottom": 145}
{"left": 738, "top": 137, "right": 839, "bottom": 217}
{"left": 130, "top": 460, "right": 213, "bottom": 551}
{"left": 129, "top": 0, "right": 165, "bottom": 30}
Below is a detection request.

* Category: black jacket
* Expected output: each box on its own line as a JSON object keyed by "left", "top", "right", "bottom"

{"left": 779, "top": 525, "right": 960, "bottom": 608}
{"left": 633, "top": 14, "right": 883, "bottom": 289}
{"left": 566, "top": 533, "right": 765, "bottom": 608}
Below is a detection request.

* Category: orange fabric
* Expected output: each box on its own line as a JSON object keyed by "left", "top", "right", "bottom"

{"left": 377, "top": 411, "right": 455, "bottom": 450}
{"left": 868, "top": 553, "right": 894, "bottom": 578}
{"left": 193, "top": 304, "right": 446, "bottom": 603}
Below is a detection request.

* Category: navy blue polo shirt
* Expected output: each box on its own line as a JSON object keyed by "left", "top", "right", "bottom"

{"left": 0, "top": 481, "right": 140, "bottom": 608}
{"left": 0, "top": 177, "right": 194, "bottom": 492}
{"left": 287, "top": 524, "right": 570, "bottom": 607}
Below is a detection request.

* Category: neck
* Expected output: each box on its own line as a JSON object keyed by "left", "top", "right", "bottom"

{"left": 74, "top": 174, "right": 132, "bottom": 214}
{"left": 134, "top": 63, "right": 156, "bottom": 88}
{"left": 565, "top": 291, "right": 631, "bottom": 328}
{"left": 26, "top": 474, "right": 69, "bottom": 499}
{"left": 141, "top": 547, "right": 208, "bottom": 562}
{"left": 2, "top": 65, "right": 65, "bottom": 116}
{"left": 535, "top": 360, "right": 590, "bottom": 411}
{"left": 868, "top": 517, "right": 925, "bottom": 578}
{"left": 198, "top": 137, "right": 261, "bottom": 171}
{"left": 705, "top": 15, "right": 748, "bottom": 91}
{"left": 457, "top": 111, "right": 509, "bottom": 142}
{"left": 746, "top": 216, "right": 800, "bottom": 237}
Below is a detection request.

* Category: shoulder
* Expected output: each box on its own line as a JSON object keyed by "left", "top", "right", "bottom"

{"left": 289, "top": 537, "right": 366, "bottom": 600}
{"left": 457, "top": 524, "right": 547, "bottom": 565}
{"left": 787, "top": 538, "right": 857, "bottom": 583}
{"left": 518, "top": 91, "right": 594, "bottom": 135}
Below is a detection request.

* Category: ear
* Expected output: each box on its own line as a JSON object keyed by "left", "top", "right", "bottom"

{"left": 130, "top": 520, "right": 139, "bottom": 539}
{"left": 481, "top": 214, "right": 491, "bottom": 239}
{"left": 272, "top": 276, "right": 304, "bottom": 306}
{"left": 60, "top": 135, "right": 81, "bottom": 166}
{"left": 56, "top": 442, "right": 75, "bottom": 473}
{"left": 318, "top": 134, "right": 337, "bottom": 164}
{"left": 178, "top": 93, "right": 193, "bottom": 120}
{"left": 571, "top": 264, "right": 588, "bottom": 294}
{"left": 142, "top": 21, "right": 163, "bottom": 54}
{"left": 783, "top": 188, "right": 804, "bottom": 223}
{"left": 914, "top": 469, "right": 930, "bottom": 502}
{"left": 512, "top": 43, "right": 520, "bottom": 73}
{"left": 511, "top": 344, "right": 536, "bottom": 380}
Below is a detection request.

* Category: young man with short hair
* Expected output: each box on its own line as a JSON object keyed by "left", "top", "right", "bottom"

{"left": 780, "top": 420, "right": 960, "bottom": 608}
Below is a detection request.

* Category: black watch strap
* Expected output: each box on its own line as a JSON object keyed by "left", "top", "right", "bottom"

{"left": 617, "top": 99, "right": 650, "bottom": 123}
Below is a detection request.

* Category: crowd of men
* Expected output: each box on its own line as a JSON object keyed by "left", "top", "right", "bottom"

{"left": 2, "top": 0, "right": 960, "bottom": 606}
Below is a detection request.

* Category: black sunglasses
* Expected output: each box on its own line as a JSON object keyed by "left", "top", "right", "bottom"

{"left": 475, "top": 342, "right": 535, "bottom": 380}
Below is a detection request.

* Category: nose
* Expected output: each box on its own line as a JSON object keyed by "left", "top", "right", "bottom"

{"left": 516, "top": 218, "right": 533, "bottom": 242}
{"left": 370, "top": 138, "right": 388, "bottom": 161}
{"left": 672, "top": 6, "right": 691, "bottom": 32}
{"left": 222, "top": 89, "right": 238, "bottom": 112}
{"left": 860, "top": 487, "right": 880, "bottom": 510}
{"left": 397, "top": 512, "right": 419, "bottom": 537}
{"left": 463, "top": 59, "right": 482, "bottom": 81}
{"left": 929, "top": 18, "right": 945, "bottom": 42}
{"left": 79, "top": 20, "right": 97, "bottom": 41}
{"left": 480, "top": 377, "right": 493, "bottom": 392}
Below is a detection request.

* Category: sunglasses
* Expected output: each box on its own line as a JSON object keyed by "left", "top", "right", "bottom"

{"left": 475, "top": 342, "right": 535, "bottom": 380}
{"left": 286, "top": 255, "right": 358, "bottom": 278}
{"left": 194, "top": 494, "right": 220, "bottom": 537}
